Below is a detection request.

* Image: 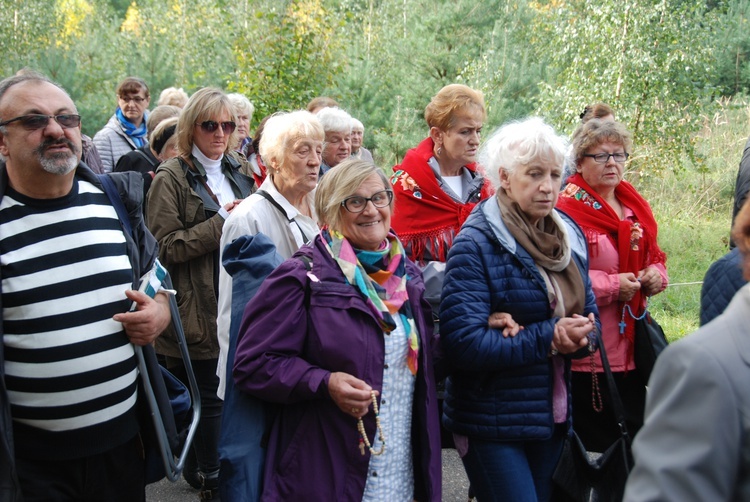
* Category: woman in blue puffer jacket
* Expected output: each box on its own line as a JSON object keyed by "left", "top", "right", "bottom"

{"left": 440, "top": 117, "right": 600, "bottom": 502}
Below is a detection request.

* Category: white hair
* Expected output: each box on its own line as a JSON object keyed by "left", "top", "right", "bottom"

{"left": 316, "top": 107, "right": 352, "bottom": 134}
{"left": 480, "top": 117, "right": 568, "bottom": 191}
{"left": 227, "top": 93, "right": 255, "bottom": 119}
{"left": 259, "top": 110, "right": 324, "bottom": 166}
{"left": 351, "top": 117, "right": 364, "bottom": 132}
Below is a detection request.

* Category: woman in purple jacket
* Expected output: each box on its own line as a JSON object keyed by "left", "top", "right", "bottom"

{"left": 233, "top": 159, "right": 442, "bottom": 501}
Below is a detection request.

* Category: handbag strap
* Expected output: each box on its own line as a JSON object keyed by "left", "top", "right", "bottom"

{"left": 256, "top": 189, "right": 311, "bottom": 244}
{"left": 99, "top": 174, "right": 133, "bottom": 237}
{"left": 595, "top": 330, "right": 631, "bottom": 443}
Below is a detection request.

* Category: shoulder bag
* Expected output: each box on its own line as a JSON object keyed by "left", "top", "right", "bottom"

{"left": 552, "top": 331, "right": 633, "bottom": 502}
{"left": 621, "top": 297, "right": 669, "bottom": 382}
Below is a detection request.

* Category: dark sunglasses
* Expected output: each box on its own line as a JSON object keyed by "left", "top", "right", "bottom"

{"left": 0, "top": 114, "right": 81, "bottom": 130}
{"left": 197, "top": 120, "right": 236, "bottom": 134}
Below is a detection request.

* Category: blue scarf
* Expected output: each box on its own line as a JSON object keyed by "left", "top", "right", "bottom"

{"left": 115, "top": 108, "right": 148, "bottom": 148}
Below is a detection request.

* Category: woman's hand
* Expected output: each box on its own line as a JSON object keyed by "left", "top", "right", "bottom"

{"left": 618, "top": 272, "right": 641, "bottom": 301}
{"left": 638, "top": 266, "right": 664, "bottom": 297}
{"left": 552, "top": 313, "right": 595, "bottom": 354}
{"left": 328, "top": 372, "right": 377, "bottom": 419}
{"left": 223, "top": 199, "right": 242, "bottom": 214}
{"left": 488, "top": 312, "right": 524, "bottom": 338}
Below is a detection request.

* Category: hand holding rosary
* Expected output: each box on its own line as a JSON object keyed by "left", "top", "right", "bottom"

{"left": 356, "top": 390, "right": 386, "bottom": 456}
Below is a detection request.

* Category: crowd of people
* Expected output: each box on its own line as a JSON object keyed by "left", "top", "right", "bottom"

{"left": 1, "top": 69, "right": 749, "bottom": 502}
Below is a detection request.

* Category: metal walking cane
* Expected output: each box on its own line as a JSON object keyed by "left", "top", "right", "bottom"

{"left": 133, "top": 263, "right": 202, "bottom": 482}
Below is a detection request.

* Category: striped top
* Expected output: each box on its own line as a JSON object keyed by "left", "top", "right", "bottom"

{"left": 0, "top": 178, "right": 140, "bottom": 460}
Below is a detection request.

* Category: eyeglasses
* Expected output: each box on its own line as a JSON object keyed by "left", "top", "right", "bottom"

{"left": 341, "top": 189, "right": 393, "bottom": 213}
{"left": 196, "top": 121, "right": 236, "bottom": 134}
{"left": 582, "top": 152, "right": 629, "bottom": 164}
{"left": 119, "top": 96, "right": 147, "bottom": 104}
{"left": 0, "top": 114, "right": 81, "bottom": 130}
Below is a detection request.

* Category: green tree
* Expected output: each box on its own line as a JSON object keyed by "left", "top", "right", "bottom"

{"left": 228, "top": 0, "right": 344, "bottom": 121}
{"left": 713, "top": 0, "right": 750, "bottom": 95}
{"left": 332, "top": 0, "right": 543, "bottom": 166}
{"left": 0, "top": 0, "right": 58, "bottom": 77}
{"left": 532, "top": 0, "right": 718, "bottom": 174}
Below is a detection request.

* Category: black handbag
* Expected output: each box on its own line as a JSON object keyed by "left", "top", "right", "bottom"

{"left": 552, "top": 331, "right": 634, "bottom": 502}
{"left": 622, "top": 298, "right": 669, "bottom": 382}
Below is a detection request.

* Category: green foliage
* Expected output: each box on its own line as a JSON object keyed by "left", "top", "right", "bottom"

{"left": 636, "top": 98, "right": 750, "bottom": 340}
{"left": 713, "top": 0, "right": 750, "bottom": 96}
{"left": 229, "top": 0, "right": 344, "bottom": 121}
{"left": 0, "top": 0, "right": 58, "bottom": 76}
{"left": 533, "top": 0, "right": 719, "bottom": 176}
{"left": 333, "top": 0, "right": 543, "bottom": 167}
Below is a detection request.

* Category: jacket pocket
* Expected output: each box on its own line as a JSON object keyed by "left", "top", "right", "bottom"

{"left": 176, "top": 289, "right": 206, "bottom": 345}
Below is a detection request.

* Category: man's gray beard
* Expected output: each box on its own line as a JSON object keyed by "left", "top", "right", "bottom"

{"left": 40, "top": 152, "right": 78, "bottom": 175}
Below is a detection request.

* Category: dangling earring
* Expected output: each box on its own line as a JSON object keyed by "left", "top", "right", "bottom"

{"left": 437, "top": 147, "right": 442, "bottom": 156}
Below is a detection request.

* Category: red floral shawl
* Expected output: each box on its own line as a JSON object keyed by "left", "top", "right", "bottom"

{"left": 557, "top": 172, "right": 666, "bottom": 342}
{"left": 390, "top": 137, "right": 493, "bottom": 262}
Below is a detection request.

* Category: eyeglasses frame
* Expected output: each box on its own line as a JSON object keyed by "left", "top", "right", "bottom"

{"left": 340, "top": 189, "right": 394, "bottom": 213}
{"left": 582, "top": 152, "right": 630, "bottom": 164}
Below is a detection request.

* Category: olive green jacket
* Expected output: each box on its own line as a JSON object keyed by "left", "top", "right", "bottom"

{"left": 146, "top": 154, "right": 254, "bottom": 359}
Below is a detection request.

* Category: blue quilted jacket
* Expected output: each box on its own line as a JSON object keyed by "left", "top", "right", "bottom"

{"left": 700, "top": 248, "right": 748, "bottom": 325}
{"left": 440, "top": 198, "right": 599, "bottom": 441}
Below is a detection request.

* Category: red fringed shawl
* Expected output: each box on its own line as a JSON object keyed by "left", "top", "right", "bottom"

{"left": 557, "top": 173, "right": 667, "bottom": 344}
{"left": 390, "top": 137, "right": 493, "bottom": 262}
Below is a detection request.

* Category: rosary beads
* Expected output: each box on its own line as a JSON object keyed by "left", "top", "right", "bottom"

{"left": 357, "top": 390, "right": 386, "bottom": 456}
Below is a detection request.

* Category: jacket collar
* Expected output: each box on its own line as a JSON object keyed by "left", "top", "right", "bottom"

{"left": 475, "top": 196, "right": 588, "bottom": 262}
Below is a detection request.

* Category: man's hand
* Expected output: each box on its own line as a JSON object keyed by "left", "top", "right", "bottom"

{"left": 113, "top": 290, "right": 171, "bottom": 346}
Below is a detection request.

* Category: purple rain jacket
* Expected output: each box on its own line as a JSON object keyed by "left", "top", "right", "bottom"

{"left": 232, "top": 235, "right": 442, "bottom": 501}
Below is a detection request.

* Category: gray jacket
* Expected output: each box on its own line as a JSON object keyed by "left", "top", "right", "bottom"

{"left": 625, "top": 283, "right": 750, "bottom": 502}
{"left": 93, "top": 114, "right": 143, "bottom": 173}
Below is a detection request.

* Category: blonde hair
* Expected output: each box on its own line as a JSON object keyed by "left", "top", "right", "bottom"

{"left": 315, "top": 159, "right": 391, "bottom": 232}
{"left": 157, "top": 87, "right": 188, "bottom": 108}
{"left": 176, "top": 87, "right": 237, "bottom": 158}
{"left": 150, "top": 117, "right": 179, "bottom": 155}
{"left": 146, "top": 105, "right": 180, "bottom": 135}
{"left": 424, "top": 84, "right": 486, "bottom": 131}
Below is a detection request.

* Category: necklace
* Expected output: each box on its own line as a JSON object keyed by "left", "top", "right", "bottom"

{"left": 356, "top": 390, "right": 386, "bottom": 456}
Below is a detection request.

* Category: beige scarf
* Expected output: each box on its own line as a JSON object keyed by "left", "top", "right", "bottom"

{"left": 496, "top": 190, "right": 586, "bottom": 316}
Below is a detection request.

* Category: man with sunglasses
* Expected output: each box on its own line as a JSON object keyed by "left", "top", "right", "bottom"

{"left": 94, "top": 76, "right": 151, "bottom": 173}
{"left": 0, "top": 71, "right": 171, "bottom": 501}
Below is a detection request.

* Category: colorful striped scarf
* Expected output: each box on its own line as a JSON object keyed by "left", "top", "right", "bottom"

{"left": 321, "top": 227, "right": 420, "bottom": 375}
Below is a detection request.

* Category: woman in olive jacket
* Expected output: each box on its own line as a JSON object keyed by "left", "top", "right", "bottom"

{"left": 146, "top": 87, "right": 254, "bottom": 498}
